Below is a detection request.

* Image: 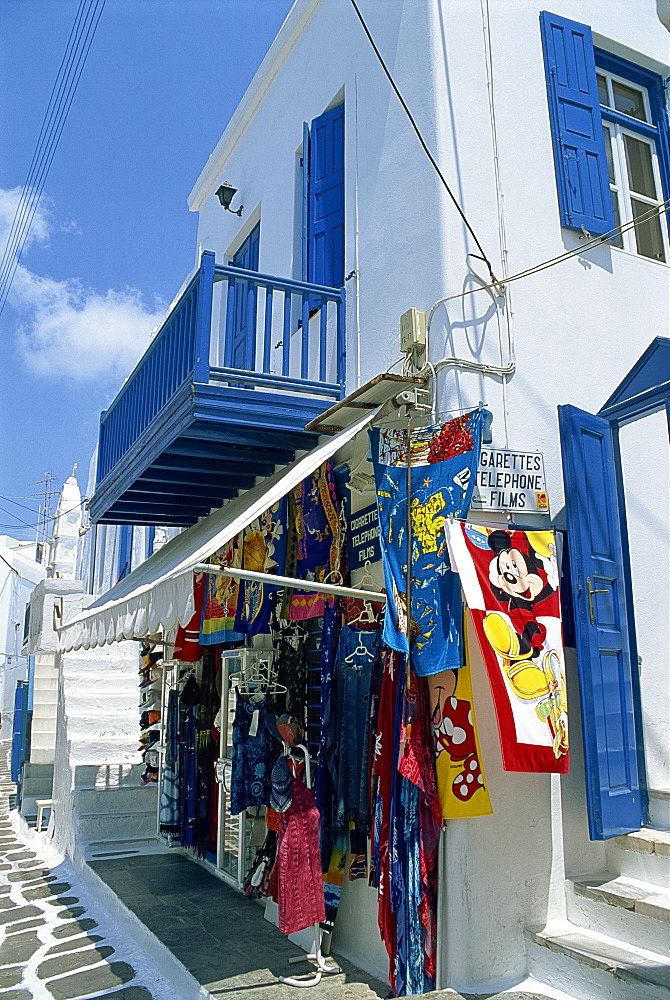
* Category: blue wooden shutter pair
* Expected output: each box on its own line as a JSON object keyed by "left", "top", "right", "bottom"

{"left": 304, "top": 104, "right": 344, "bottom": 290}
{"left": 559, "top": 406, "right": 645, "bottom": 840}
{"left": 540, "top": 11, "right": 615, "bottom": 236}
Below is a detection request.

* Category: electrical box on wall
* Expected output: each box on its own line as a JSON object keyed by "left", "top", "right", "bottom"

{"left": 400, "top": 308, "right": 426, "bottom": 354}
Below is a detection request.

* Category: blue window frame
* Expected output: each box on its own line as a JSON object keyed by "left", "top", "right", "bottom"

{"left": 540, "top": 11, "right": 670, "bottom": 253}
{"left": 595, "top": 49, "right": 670, "bottom": 261}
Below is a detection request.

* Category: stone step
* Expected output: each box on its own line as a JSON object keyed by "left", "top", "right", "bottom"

{"left": 567, "top": 874, "right": 670, "bottom": 955}
{"left": 649, "top": 788, "right": 670, "bottom": 833}
{"left": 63, "top": 691, "right": 139, "bottom": 713}
{"left": 67, "top": 738, "right": 139, "bottom": 765}
{"left": 606, "top": 829, "right": 670, "bottom": 890}
{"left": 21, "top": 777, "right": 53, "bottom": 798}
{"left": 33, "top": 676, "right": 58, "bottom": 689}
{"left": 83, "top": 836, "right": 164, "bottom": 861}
{"left": 74, "top": 804, "right": 157, "bottom": 843}
{"left": 73, "top": 763, "right": 145, "bottom": 788}
{"left": 74, "top": 784, "right": 156, "bottom": 815}
{"left": 527, "top": 921, "right": 670, "bottom": 1000}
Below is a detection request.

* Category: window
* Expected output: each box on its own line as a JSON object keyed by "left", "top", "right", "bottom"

{"left": 540, "top": 12, "right": 670, "bottom": 256}
{"left": 596, "top": 57, "right": 669, "bottom": 262}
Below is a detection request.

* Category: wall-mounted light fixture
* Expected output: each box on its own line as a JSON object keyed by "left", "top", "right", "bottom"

{"left": 215, "top": 182, "right": 243, "bottom": 217}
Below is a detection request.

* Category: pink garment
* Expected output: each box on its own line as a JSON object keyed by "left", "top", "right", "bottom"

{"left": 277, "top": 775, "right": 325, "bottom": 935}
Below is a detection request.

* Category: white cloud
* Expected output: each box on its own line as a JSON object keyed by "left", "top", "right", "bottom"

{"left": 12, "top": 267, "right": 165, "bottom": 380}
{"left": 1, "top": 186, "right": 165, "bottom": 381}
{"left": 0, "top": 186, "right": 51, "bottom": 252}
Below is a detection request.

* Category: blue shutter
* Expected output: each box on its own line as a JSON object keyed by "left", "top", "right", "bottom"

{"left": 116, "top": 524, "right": 133, "bottom": 583}
{"left": 559, "top": 405, "right": 644, "bottom": 839}
{"left": 540, "top": 11, "right": 615, "bottom": 236}
{"left": 308, "top": 104, "right": 344, "bottom": 289}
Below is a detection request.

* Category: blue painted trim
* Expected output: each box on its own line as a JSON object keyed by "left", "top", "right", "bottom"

{"left": 595, "top": 47, "right": 670, "bottom": 239}
{"left": 145, "top": 525, "right": 155, "bottom": 561}
{"left": 194, "top": 251, "right": 215, "bottom": 382}
{"left": 213, "top": 263, "right": 343, "bottom": 299}
{"left": 27, "top": 656, "right": 35, "bottom": 713}
{"left": 600, "top": 107, "right": 658, "bottom": 141}
{"left": 610, "top": 422, "right": 649, "bottom": 826}
{"left": 209, "top": 366, "right": 340, "bottom": 397}
{"left": 599, "top": 336, "right": 670, "bottom": 423}
{"left": 302, "top": 121, "right": 309, "bottom": 283}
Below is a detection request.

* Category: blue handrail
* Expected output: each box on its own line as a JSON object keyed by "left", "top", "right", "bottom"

{"left": 96, "top": 252, "right": 345, "bottom": 486}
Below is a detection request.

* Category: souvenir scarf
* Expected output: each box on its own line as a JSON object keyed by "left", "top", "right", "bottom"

{"left": 284, "top": 460, "right": 342, "bottom": 620}
{"left": 236, "top": 498, "right": 287, "bottom": 637}
{"left": 174, "top": 573, "right": 206, "bottom": 662}
{"left": 370, "top": 408, "right": 488, "bottom": 676}
{"left": 447, "top": 522, "right": 569, "bottom": 773}
{"left": 426, "top": 616, "right": 492, "bottom": 819}
{"left": 199, "top": 535, "right": 245, "bottom": 645}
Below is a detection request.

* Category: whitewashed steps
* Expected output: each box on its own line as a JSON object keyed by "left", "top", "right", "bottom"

{"left": 567, "top": 873, "right": 670, "bottom": 956}
{"left": 606, "top": 829, "right": 670, "bottom": 889}
{"left": 527, "top": 921, "right": 670, "bottom": 1000}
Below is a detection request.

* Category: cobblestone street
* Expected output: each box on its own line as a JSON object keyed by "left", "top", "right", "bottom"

{"left": 0, "top": 744, "right": 177, "bottom": 1000}
{"left": 0, "top": 741, "right": 568, "bottom": 1000}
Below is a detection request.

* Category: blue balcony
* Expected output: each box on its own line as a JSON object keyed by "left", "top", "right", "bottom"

{"left": 89, "top": 251, "right": 345, "bottom": 527}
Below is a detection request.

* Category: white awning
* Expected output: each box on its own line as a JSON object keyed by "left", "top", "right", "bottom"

{"left": 59, "top": 409, "right": 379, "bottom": 652}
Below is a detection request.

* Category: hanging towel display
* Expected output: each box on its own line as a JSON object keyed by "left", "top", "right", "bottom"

{"left": 371, "top": 408, "right": 488, "bottom": 676}
{"left": 284, "top": 460, "right": 342, "bottom": 621}
{"left": 174, "top": 573, "right": 206, "bottom": 661}
{"left": 237, "top": 499, "right": 287, "bottom": 637}
{"left": 200, "top": 535, "right": 245, "bottom": 645}
{"left": 447, "top": 521, "right": 569, "bottom": 773}
{"left": 277, "top": 774, "right": 326, "bottom": 935}
{"left": 230, "top": 695, "right": 274, "bottom": 815}
{"left": 426, "top": 617, "right": 492, "bottom": 819}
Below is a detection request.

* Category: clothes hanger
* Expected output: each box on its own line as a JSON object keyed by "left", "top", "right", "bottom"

{"left": 347, "top": 599, "right": 377, "bottom": 627}
{"left": 357, "top": 560, "right": 376, "bottom": 592}
{"left": 344, "top": 630, "right": 375, "bottom": 663}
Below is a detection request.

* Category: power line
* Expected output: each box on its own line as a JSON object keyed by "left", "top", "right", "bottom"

{"left": 349, "top": 0, "right": 500, "bottom": 288}
{"left": 427, "top": 198, "right": 670, "bottom": 317}
{"left": 0, "top": 494, "right": 41, "bottom": 516}
{"left": 0, "top": 0, "right": 104, "bottom": 303}
{"left": 0, "top": 0, "right": 88, "bottom": 296}
{"left": 0, "top": 0, "right": 106, "bottom": 317}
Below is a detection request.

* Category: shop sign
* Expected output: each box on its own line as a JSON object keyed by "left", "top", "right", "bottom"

{"left": 471, "top": 448, "right": 549, "bottom": 512}
{"left": 347, "top": 501, "right": 381, "bottom": 570}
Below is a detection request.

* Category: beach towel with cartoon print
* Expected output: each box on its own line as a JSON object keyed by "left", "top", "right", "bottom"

{"left": 446, "top": 521, "right": 569, "bottom": 773}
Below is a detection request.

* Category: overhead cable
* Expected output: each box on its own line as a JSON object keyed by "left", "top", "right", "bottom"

{"left": 427, "top": 199, "right": 670, "bottom": 320}
{"left": 0, "top": 0, "right": 106, "bottom": 317}
{"left": 348, "top": 0, "right": 501, "bottom": 288}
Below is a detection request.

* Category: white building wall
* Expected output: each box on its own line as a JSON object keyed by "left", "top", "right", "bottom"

{"left": 0, "top": 538, "right": 46, "bottom": 732}
{"left": 187, "top": 0, "right": 669, "bottom": 989}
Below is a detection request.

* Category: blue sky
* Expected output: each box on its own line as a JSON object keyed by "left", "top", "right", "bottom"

{"left": 0, "top": 0, "right": 293, "bottom": 539}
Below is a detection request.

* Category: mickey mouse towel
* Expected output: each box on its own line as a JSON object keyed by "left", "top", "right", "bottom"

{"left": 446, "top": 522, "right": 569, "bottom": 774}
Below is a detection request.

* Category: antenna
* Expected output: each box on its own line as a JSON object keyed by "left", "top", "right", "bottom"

{"left": 30, "top": 472, "right": 56, "bottom": 566}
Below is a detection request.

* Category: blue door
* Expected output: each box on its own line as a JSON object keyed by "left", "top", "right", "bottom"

{"left": 228, "top": 223, "right": 260, "bottom": 370}
{"left": 559, "top": 404, "right": 644, "bottom": 839}
{"left": 11, "top": 683, "right": 28, "bottom": 784}
{"left": 308, "top": 105, "right": 344, "bottom": 290}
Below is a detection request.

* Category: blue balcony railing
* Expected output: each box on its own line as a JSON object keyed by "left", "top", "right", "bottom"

{"left": 96, "top": 251, "right": 345, "bottom": 488}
